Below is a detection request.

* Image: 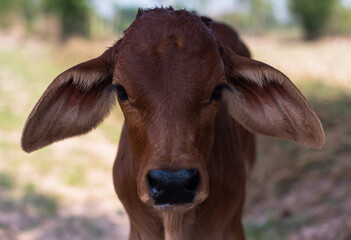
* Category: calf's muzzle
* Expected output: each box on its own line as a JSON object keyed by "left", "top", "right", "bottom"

{"left": 147, "top": 169, "right": 200, "bottom": 205}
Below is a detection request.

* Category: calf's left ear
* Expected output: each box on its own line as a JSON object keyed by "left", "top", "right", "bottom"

{"left": 220, "top": 46, "right": 325, "bottom": 148}
{"left": 21, "top": 48, "right": 117, "bottom": 153}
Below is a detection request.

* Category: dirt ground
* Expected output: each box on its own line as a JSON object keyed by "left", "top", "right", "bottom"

{"left": 0, "top": 32, "right": 350, "bottom": 240}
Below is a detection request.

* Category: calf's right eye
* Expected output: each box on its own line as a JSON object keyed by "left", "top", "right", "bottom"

{"left": 210, "top": 84, "right": 228, "bottom": 102}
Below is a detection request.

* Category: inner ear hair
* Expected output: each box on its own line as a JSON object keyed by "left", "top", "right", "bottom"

{"left": 220, "top": 47, "right": 325, "bottom": 149}
{"left": 21, "top": 50, "right": 117, "bottom": 153}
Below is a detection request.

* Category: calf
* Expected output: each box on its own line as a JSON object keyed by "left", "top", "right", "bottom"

{"left": 22, "top": 7, "right": 324, "bottom": 240}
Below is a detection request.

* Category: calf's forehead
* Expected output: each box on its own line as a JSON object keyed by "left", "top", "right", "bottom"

{"left": 114, "top": 11, "right": 225, "bottom": 98}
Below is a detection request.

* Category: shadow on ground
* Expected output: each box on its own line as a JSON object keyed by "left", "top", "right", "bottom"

{"left": 0, "top": 173, "right": 128, "bottom": 240}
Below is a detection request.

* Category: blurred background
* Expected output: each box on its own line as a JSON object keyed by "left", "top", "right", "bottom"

{"left": 0, "top": 0, "right": 350, "bottom": 239}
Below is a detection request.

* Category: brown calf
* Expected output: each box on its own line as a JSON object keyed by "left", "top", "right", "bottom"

{"left": 22, "top": 7, "right": 325, "bottom": 240}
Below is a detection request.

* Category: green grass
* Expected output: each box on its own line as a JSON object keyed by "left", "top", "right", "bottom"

{"left": 63, "top": 165, "right": 86, "bottom": 186}
{"left": 245, "top": 219, "right": 287, "bottom": 240}
{"left": 0, "top": 172, "right": 15, "bottom": 190}
{"left": 0, "top": 174, "right": 58, "bottom": 219}
{"left": 22, "top": 184, "right": 59, "bottom": 218}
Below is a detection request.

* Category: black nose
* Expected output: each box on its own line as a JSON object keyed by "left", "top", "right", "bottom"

{"left": 147, "top": 169, "right": 200, "bottom": 205}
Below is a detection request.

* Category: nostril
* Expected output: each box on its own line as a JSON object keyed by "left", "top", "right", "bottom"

{"left": 147, "top": 173, "right": 162, "bottom": 195}
{"left": 185, "top": 170, "right": 200, "bottom": 192}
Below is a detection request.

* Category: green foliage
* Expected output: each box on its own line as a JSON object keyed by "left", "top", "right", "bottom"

{"left": 0, "top": 0, "right": 42, "bottom": 32}
{"left": 19, "top": 0, "right": 42, "bottom": 33}
{"left": 43, "top": 0, "right": 91, "bottom": 40}
{"left": 289, "top": 0, "right": 337, "bottom": 40}
{"left": 248, "top": 0, "right": 276, "bottom": 34}
{"left": 327, "top": 2, "right": 351, "bottom": 35}
{"left": 221, "top": 13, "right": 252, "bottom": 33}
{"left": 0, "top": 0, "right": 15, "bottom": 28}
{"left": 221, "top": 0, "right": 276, "bottom": 34}
{"left": 115, "top": 7, "right": 138, "bottom": 34}
{"left": 0, "top": 0, "right": 92, "bottom": 39}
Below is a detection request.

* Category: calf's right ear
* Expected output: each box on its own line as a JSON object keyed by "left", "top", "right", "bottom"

{"left": 220, "top": 46, "right": 325, "bottom": 148}
{"left": 21, "top": 48, "right": 117, "bottom": 153}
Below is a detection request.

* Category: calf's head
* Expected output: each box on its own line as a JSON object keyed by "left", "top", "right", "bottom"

{"left": 22, "top": 8, "right": 324, "bottom": 212}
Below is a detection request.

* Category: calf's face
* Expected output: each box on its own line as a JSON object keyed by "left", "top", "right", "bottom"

{"left": 113, "top": 18, "right": 226, "bottom": 209}
{"left": 21, "top": 9, "right": 325, "bottom": 213}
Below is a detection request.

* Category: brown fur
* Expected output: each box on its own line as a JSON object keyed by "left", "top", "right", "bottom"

{"left": 21, "top": 7, "right": 325, "bottom": 240}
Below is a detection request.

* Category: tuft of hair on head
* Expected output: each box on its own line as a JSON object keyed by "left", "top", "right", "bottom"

{"left": 166, "top": 6, "right": 174, "bottom": 11}
{"left": 136, "top": 8, "right": 145, "bottom": 19}
{"left": 136, "top": 6, "right": 175, "bottom": 19}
